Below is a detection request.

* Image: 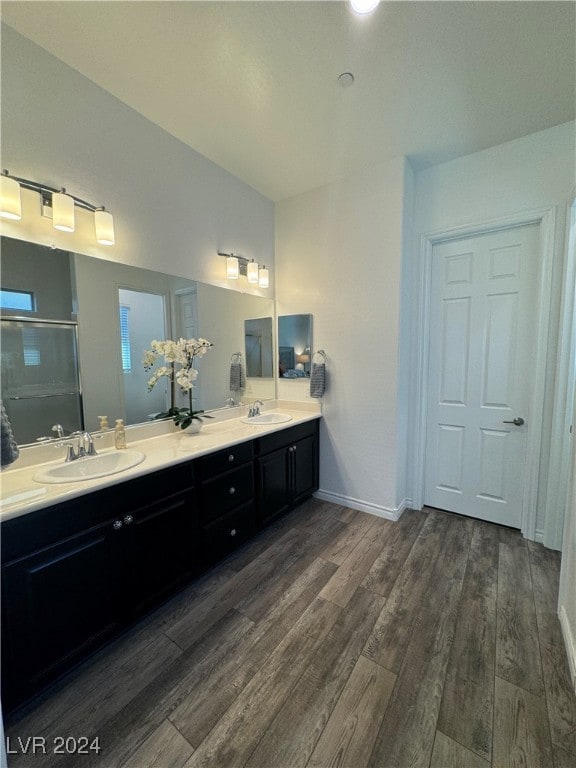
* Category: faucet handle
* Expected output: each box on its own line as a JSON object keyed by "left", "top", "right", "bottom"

{"left": 85, "top": 432, "right": 97, "bottom": 456}
{"left": 65, "top": 443, "right": 78, "bottom": 463}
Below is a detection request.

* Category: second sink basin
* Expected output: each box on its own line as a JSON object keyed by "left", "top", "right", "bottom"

{"left": 33, "top": 450, "right": 146, "bottom": 484}
{"left": 241, "top": 413, "right": 293, "bottom": 425}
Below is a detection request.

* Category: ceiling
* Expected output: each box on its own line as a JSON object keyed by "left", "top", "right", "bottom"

{"left": 1, "top": 1, "right": 574, "bottom": 202}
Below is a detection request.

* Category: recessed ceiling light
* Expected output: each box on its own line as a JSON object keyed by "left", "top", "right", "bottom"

{"left": 350, "top": 0, "right": 380, "bottom": 15}
{"left": 338, "top": 72, "right": 355, "bottom": 88}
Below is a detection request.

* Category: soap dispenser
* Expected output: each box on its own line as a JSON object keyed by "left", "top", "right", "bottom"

{"left": 114, "top": 419, "right": 127, "bottom": 449}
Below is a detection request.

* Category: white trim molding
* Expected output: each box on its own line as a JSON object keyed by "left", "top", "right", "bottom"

{"left": 411, "top": 208, "right": 556, "bottom": 540}
{"left": 544, "top": 197, "right": 576, "bottom": 550}
{"left": 314, "top": 489, "right": 406, "bottom": 521}
{"left": 559, "top": 605, "right": 576, "bottom": 695}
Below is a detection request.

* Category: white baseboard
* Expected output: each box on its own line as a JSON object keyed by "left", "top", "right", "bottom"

{"left": 314, "top": 490, "right": 406, "bottom": 521}
{"left": 559, "top": 605, "right": 576, "bottom": 694}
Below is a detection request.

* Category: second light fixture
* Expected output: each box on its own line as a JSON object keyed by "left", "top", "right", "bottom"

{"left": 219, "top": 251, "right": 270, "bottom": 288}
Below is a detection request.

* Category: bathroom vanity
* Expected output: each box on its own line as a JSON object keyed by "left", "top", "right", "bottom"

{"left": 0, "top": 408, "right": 320, "bottom": 714}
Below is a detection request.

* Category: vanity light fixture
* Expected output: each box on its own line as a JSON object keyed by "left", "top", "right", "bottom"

{"left": 258, "top": 265, "right": 269, "bottom": 289}
{"left": 0, "top": 170, "right": 115, "bottom": 245}
{"left": 247, "top": 259, "right": 259, "bottom": 284}
{"left": 226, "top": 254, "right": 240, "bottom": 279}
{"left": 94, "top": 208, "right": 115, "bottom": 246}
{"left": 0, "top": 171, "right": 22, "bottom": 220}
{"left": 218, "top": 251, "right": 271, "bottom": 288}
{"left": 52, "top": 188, "right": 75, "bottom": 232}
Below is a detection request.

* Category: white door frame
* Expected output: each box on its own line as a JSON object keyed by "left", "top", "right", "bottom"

{"left": 411, "top": 207, "right": 556, "bottom": 540}
{"left": 544, "top": 197, "right": 576, "bottom": 549}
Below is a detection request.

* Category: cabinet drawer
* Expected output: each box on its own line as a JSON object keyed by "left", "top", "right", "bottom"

{"left": 196, "top": 441, "right": 253, "bottom": 477}
{"left": 201, "top": 502, "right": 256, "bottom": 562}
{"left": 200, "top": 464, "right": 254, "bottom": 523}
{"left": 1, "top": 462, "right": 195, "bottom": 561}
{"left": 256, "top": 420, "right": 318, "bottom": 456}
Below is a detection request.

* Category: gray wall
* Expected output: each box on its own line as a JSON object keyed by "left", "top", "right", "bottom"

{"left": 0, "top": 25, "right": 274, "bottom": 294}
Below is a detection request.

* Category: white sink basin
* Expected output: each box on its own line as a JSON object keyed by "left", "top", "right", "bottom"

{"left": 33, "top": 450, "right": 146, "bottom": 484}
{"left": 241, "top": 413, "right": 293, "bottom": 425}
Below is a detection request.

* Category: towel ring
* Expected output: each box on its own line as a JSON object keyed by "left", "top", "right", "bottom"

{"left": 313, "top": 349, "right": 327, "bottom": 363}
{"left": 231, "top": 352, "right": 242, "bottom": 363}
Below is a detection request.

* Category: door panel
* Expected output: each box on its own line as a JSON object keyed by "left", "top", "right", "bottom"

{"left": 440, "top": 297, "right": 470, "bottom": 405}
{"left": 436, "top": 424, "right": 465, "bottom": 494}
{"left": 425, "top": 224, "right": 539, "bottom": 527}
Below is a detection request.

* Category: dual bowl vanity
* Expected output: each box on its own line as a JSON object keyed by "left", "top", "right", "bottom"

{"left": 0, "top": 403, "right": 321, "bottom": 715}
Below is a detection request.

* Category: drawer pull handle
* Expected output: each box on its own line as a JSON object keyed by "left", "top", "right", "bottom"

{"left": 112, "top": 520, "right": 123, "bottom": 530}
{"left": 230, "top": 528, "right": 237, "bottom": 537}
{"left": 123, "top": 515, "right": 134, "bottom": 525}
{"left": 228, "top": 454, "right": 235, "bottom": 462}
{"left": 229, "top": 486, "right": 236, "bottom": 495}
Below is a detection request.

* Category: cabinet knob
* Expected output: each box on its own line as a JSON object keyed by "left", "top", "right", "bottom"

{"left": 123, "top": 514, "right": 134, "bottom": 525}
{"left": 112, "top": 520, "right": 123, "bottom": 530}
{"left": 228, "top": 454, "right": 235, "bottom": 462}
{"left": 230, "top": 528, "right": 237, "bottom": 537}
{"left": 229, "top": 486, "right": 236, "bottom": 495}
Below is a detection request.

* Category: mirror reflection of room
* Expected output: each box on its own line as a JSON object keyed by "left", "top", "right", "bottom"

{"left": 0, "top": 239, "right": 83, "bottom": 444}
{"left": 244, "top": 317, "right": 274, "bottom": 378}
{"left": 0, "top": 236, "right": 276, "bottom": 444}
{"left": 278, "top": 314, "right": 312, "bottom": 378}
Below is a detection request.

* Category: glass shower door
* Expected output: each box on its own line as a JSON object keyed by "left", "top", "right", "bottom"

{"left": 1, "top": 319, "right": 83, "bottom": 445}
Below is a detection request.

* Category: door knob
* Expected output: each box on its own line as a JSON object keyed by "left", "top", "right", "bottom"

{"left": 503, "top": 417, "right": 525, "bottom": 426}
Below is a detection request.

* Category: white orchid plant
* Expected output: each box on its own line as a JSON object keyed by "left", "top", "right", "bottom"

{"left": 143, "top": 337, "right": 213, "bottom": 429}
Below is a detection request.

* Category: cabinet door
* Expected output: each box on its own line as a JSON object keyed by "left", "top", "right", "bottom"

{"left": 201, "top": 501, "right": 257, "bottom": 567}
{"left": 2, "top": 520, "right": 123, "bottom": 710}
{"left": 124, "top": 491, "right": 197, "bottom": 617}
{"left": 257, "top": 447, "right": 291, "bottom": 524}
{"left": 200, "top": 464, "right": 254, "bottom": 524}
{"left": 292, "top": 434, "right": 318, "bottom": 505}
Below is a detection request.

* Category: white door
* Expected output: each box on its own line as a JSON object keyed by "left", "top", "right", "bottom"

{"left": 424, "top": 223, "right": 540, "bottom": 527}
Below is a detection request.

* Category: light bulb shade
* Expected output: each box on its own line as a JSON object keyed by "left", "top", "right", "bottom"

{"left": 52, "top": 190, "right": 75, "bottom": 232}
{"left": 258, "top": 265, "right": 269, "bottom": 289}
{"left": 227, "top": 255, "right": 239, "bottom": 279}
{"left": 0, "top": 175, "right": 22, "bottom": 220}
{"left": 247, "top": 260, "right": 259, "bottom": 283}
{"left": 95, "top": 208, "right": 115, "bottom": 245}
{"left": 350, "top": 0, "right": 380, "bottom": 14}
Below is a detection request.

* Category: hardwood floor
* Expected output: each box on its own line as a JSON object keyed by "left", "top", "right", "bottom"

{"left": 5, "top": 500, "right": 576, "bottom": 768}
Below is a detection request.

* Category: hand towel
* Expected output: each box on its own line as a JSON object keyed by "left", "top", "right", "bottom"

{"left": 1, "top": 400, "right": 19, "bottom": 467}
{"left": 309, "top": 362, "right": 326, "bottom": 398}
{"left": 229, "top": 361, "right": 246, "bottom": 392}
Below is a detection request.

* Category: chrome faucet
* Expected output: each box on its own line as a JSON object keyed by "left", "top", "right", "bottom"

{"left": 65, "top": 431, "right": 97, "bottom": 462}
{"left": 79, "top": 431, "right": 97, "bottom": 458}
{"left": 248, "top": 400, "right": 264, "bottom": 418}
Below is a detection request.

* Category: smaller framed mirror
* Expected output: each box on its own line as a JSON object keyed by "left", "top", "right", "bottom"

{"left": 244, "top": 317, "right": 274, "bottom": 377}
{"left": 278, "top": 314, "right": 312, "bottom": 379}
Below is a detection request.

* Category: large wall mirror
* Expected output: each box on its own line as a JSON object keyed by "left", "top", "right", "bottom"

{"left": 278, "top": 314, "right": 312, "bottom": 379}
{"left": 1, "top": 236, "right": 275, "bottom": 445}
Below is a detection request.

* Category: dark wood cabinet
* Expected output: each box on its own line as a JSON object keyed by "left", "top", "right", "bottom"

{"left": 256, "top": 421, "right": 319, "bottom": 525}
{"left": 196, "top": 444, "right": 257, "bottom": 567}
{"left": 2, "top": 515, "right": 123, "bottom": 710}
{"left": 1, "top": 418, "right": 320, "bottom": 714}
{"left": 1, "top": 463, "right": 196, "bottom": 712}
{"left": 124, "top": 490, "right": 197, "bottom": 617}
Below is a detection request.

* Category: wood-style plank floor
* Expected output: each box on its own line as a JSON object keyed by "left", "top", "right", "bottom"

{"left": 5, "top": 500, "right": 576, "bottom": 768}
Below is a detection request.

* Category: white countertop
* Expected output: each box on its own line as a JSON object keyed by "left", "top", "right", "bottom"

{"left": 0, "top": 402, "right": 321, "bottom": 522}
